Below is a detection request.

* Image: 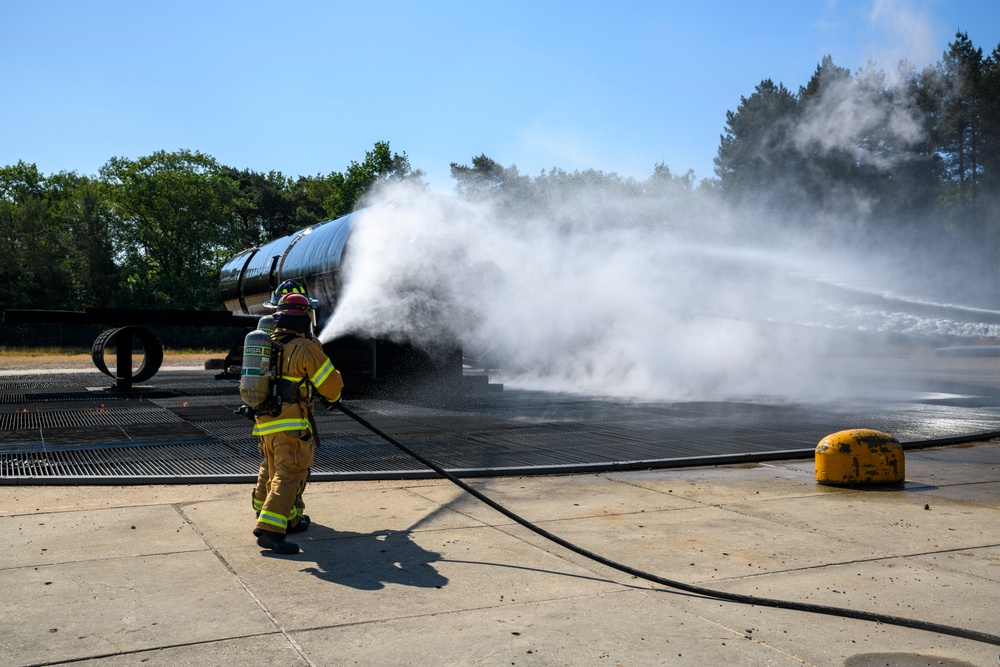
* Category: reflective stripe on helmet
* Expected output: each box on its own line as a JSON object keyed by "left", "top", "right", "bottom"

{"left": 277, "top": 280, "right": 306, "bottom": 296}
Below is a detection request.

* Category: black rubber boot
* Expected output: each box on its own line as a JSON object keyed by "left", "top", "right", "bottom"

{"left": 255, "top": 529, "right": 300, "bottom": 555}
{"left": 286, "top": 515, "right": 311, "bottom": 534}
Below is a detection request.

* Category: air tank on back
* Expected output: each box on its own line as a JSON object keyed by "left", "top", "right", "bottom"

{"left": 218, "top": 210, "right": 463, "bottom": 397}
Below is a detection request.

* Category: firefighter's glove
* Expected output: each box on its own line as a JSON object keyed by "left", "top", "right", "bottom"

{"left": 320, "top": 397, "right": 341, "bottom": 411}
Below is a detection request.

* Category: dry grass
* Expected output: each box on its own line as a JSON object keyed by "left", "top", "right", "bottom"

{"left": 0, "top": 348, "right": 226, "bottom": 371}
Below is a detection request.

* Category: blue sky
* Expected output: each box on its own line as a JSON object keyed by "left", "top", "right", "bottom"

{"left": 3, "top": 0, "right": 999, "bottom": 189}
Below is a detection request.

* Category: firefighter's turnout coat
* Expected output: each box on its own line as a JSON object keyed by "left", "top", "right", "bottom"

{"left": 252, "top": 329, "right": 344, "bottom": 534}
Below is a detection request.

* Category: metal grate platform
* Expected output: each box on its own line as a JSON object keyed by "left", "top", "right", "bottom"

{"left": 3, "top": 368, "right": 1000, "bottom": 484}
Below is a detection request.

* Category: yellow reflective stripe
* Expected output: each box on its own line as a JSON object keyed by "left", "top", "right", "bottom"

{"left": 252, "top": 497, "right": 264, "bottom": 511}
{"left": 258, "top": 510, "right": 287, "bottom": 529}
{"left": 281, "top": 375, "right": 304, "bottom": 382}
{"left": 251, "top": 418, "right": 311, "bottom": 436}
{"left": 311, "top": 359, "right": 335, "bottom": 387}
{"left": 290, "top": 506, "right": 303, "bottom": 520}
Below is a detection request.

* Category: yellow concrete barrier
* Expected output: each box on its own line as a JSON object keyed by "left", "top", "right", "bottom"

{"left": 815, "top": 429, "right": 904, "bottom": 486}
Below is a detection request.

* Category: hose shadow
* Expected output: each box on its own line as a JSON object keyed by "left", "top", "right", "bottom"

{"left": 291, "top": 524, "right": 449, "bottom": 591}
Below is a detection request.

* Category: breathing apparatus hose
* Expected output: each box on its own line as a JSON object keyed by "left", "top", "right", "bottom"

{"left": 336, "top": 402, "right": 1000, "bottom": 648}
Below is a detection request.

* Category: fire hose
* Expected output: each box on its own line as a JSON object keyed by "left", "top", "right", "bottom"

{"left": 335, "top": 401, "right": 1000, "bottom": 648}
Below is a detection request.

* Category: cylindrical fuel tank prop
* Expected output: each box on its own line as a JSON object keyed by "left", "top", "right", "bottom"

{"left": 218, "top": 209, "right": 468, "bottom": 398}
{"left": 218, "top": 213, "right": 355, "bottom": 330}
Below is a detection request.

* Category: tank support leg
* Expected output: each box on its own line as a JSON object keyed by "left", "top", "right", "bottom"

{"left": 116, "top": 331, "right": 133, "bottom": 390}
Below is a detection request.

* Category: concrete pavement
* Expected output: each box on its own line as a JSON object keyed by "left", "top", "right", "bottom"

{"left": 2, "top": 443, "right": 1000, "bottom": 666}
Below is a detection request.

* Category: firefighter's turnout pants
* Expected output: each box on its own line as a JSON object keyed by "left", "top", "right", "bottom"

{"left": 253, "top": 428, "right": 313, "bottom": 533}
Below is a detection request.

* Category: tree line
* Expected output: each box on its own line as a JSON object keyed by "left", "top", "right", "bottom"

{"left": 0, "top": 142, "right": 420, "bottom": 346}
{"left": 2, "top": 32, "right": 999, "bottom": 347}
{"left": 714, "top": 33, "right": 1000, "bottom": 252}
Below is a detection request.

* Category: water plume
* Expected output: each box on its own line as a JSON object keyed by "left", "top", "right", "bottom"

{"left": 317, "top": 174, "right": 992, "bottom": 403}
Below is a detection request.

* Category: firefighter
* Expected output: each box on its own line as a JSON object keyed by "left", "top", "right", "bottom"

{"left": 251, "top": 292, "right": 344, "bottom": 555}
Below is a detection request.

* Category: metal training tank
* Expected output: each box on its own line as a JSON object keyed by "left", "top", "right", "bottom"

{"left": 218, "top": 211, "right": 463, "bottom": 397}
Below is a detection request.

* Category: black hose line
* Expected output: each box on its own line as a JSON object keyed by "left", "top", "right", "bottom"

{"left": 336, "top": 402, "right": 1000, "bottom": 648}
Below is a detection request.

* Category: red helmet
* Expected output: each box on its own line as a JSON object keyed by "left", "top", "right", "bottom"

{"left": 275, "top": 293, "right": 311, "bottom": 316}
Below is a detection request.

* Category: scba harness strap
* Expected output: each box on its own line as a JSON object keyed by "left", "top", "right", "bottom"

{"left": 239, "top": 332, "right": 310, "bottom": 422}
{"left": 274, "top": 332, "right": 309, "bottom": 404}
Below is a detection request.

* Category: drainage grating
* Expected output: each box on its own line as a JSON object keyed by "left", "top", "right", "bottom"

{"left": 0, "top": 405, "right": 184, "bottom": 429}
{"left": 2, "top": 442, "right": 257, "bottom": 479}
{"left": 3, "top": 368, "right": 1000, "bottom": 484}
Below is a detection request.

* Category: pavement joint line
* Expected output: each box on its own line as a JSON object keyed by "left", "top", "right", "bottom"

{"left": 286, "top": 587, "right": 645, "bottom": 636}
{"left": 667, "top": 491, "right": 993, "bottom": 532}
{"left": 172, "top": 503, "right": 318, "bottom": 667}
{"left": 910, "top": 479, "right": 1000, "bottom": 488}
{"left": 2, "top": 500, "right": 196, "bottom": 519}
{"left": 0, "top": 548, "right": 211, "bottom": 572}
{"left": 17, "top": 631, "right": 287, "bottom": 667}
{"left": 686, "top": 541, "right": 1000, "bottom": 585}
{"left": 432, "top": 556, "right": 638, "bottom": 588}
{"left": 690, "top": 614, "right": 817, "bottom": 666}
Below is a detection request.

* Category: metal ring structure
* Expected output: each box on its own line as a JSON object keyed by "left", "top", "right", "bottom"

{"left": 91, "top": 326, "right": 164, "bottom": 385}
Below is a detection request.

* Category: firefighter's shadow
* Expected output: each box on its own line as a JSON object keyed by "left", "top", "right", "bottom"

{"left": 295, "top": 525, "right": 448, "bottom": 591}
